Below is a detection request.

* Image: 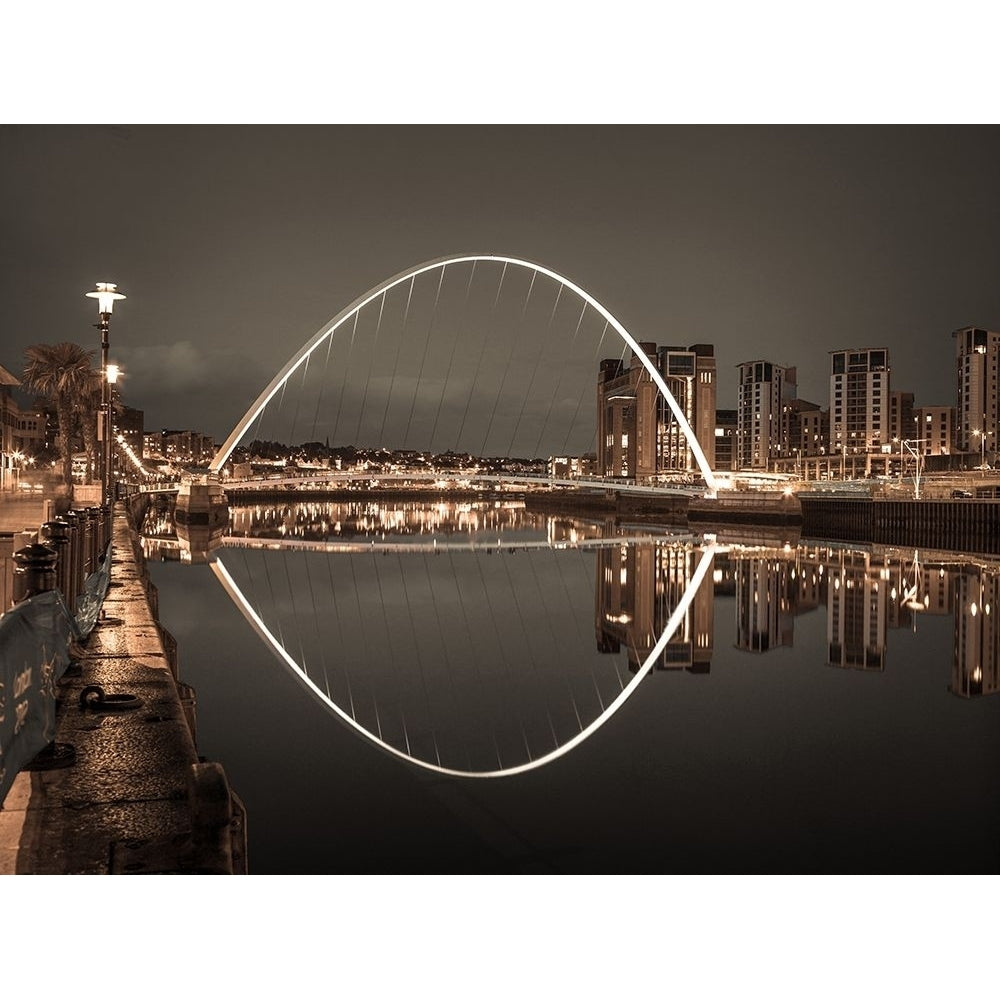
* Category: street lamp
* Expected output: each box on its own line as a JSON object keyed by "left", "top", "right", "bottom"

{"left": 973, "top": 428, "right": 993, "bottom": 470}
{"left": 106, "top": 362, "right": 121, "bottom": 498}
{"left": 85, "top": 282, "right": 126, "bottom": 506}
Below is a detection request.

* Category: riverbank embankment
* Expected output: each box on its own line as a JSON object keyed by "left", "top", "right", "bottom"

{"left": 799, "top": 494, "right": 1000, "bottom": 555}
{"left": 0, "top": 501, "right": 245, "bottom": 874}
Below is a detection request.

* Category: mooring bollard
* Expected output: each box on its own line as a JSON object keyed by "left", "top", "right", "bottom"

{"left": 86, "top": 506, "right": 104, "bottom": 570}
{"left": 76, "top": 507, "right": 93, "bottom": 579}
{"left": 39, "top": 520, "right": 71, "bottom": 609}
{"left": 101, "top": 504, "right": 112, "bottom": 559}
{"left": 69, "top": 509, "right": 87, "bottom": 597}
{"left": 59, "top": 510, "right": 82, "bottom": 612}
{"left": 92, "top": 505, "right": 105, "bottom": 561}
{"left": 13, "top": 541, "right": 58, "bottom": 604}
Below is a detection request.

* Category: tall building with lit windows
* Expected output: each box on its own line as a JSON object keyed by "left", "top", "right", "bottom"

{"left": 952, "top": 326, "right": 1000, "bottom": 455}
{"left": 144, "top": 428, "right": 215, "bottom": 464}
{"left": 829, "top": 348, "right": 890, "bottom": 455}
{"left": 597, "top": 342, "right": 716, "bottom": 477}
{"left": 913, "top": 405, "right": 955, "bottom": 456}
{"left": 714, "top": 409, "right": 737, "bottom": 471}
{"left": 782, "top": 398, "right": 825, "bottom": 460}
{"left": 888, "top": 391, "right": 915, "bottom": 445}
{"left": 735, "top": 360, "right": 796, "bottom": 469}
{"left": 117, "top": 405, "right": 144, "bottom": 459}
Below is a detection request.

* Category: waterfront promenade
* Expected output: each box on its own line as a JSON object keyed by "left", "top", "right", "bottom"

{"left": 0, "top": 499, "right": 245, "bottom": 874}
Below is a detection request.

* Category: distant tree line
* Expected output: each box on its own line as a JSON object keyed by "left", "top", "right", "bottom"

{"left": 230, "top": 440, "right": 545, "bottom": 473}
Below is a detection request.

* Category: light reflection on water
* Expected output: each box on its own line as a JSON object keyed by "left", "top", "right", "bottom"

{"left": 227, "top": 497, "right": 549, "bottom": 542}
{"left": 143, "top": 498, "right": 1000, "bottom": 871}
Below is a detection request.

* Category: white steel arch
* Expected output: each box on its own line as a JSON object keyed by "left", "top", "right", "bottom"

{"left": 210, "top": 254, "right": 718, "bottom": 494}
{"left": 210, "top": 542, "right": 717, "bottom": 779}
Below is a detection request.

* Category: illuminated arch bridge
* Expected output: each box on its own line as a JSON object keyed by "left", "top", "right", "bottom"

{"left": 157, "top": 256, "right": 727, "bottom": 776}
{"left": 208, "top": 255, "right": 719, "bottom": 496}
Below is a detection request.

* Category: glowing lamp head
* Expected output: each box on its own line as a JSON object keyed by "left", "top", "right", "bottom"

{"left": 106, "top": 363, "right": 121, "bottom": 384}
{"left": 86, "top": 281, "right": 126, "bottom": 315}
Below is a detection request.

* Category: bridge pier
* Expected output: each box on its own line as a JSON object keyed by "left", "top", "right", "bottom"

{"left": 174, "top": 475, "right": 230, "bottom": 562}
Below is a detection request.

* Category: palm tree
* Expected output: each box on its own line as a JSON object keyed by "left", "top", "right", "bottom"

{"left": 79, "top": 376, "right": 104, "bottom": 485}
{"left": 22, "top": 342, "right": 97, "bottom": 486}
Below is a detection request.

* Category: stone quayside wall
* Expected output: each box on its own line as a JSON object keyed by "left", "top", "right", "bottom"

{"left": 798, "top": 496, "right": 1000, "bottom": 555}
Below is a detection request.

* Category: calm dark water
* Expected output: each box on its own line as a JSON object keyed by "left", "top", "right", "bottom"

{"left": 144, "top": 499, "right": 1000, "bottom": 873}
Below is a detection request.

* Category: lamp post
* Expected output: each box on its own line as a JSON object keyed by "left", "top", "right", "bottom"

{"left": 973, "top": 428, "right": 992, "bottom": 470}
{"left": 106, "top": 362, "right": 121, "bottom": 500}
{"left": 85, "top": 282, "right": 126, "bottom": 506}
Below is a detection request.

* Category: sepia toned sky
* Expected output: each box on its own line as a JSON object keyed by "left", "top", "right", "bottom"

{"left": 3, "top": 125, "right": 999, "bottom": 445}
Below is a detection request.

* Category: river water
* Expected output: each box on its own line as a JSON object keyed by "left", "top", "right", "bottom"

{"left": 143, "top": 498, "right": 1000, "bottom": 873}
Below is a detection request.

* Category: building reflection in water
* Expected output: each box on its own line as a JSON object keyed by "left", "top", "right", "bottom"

{"left": 734, "top": 555, "right": 795, "bottom": 654}
{"left": 594, "top": 532, "right": 1000, "bottom": 700}
{"left": 141, "top": 496, "right": 1000, "bottom": 705}
{"left": 827, "top": 551, "right": 889, "bottom": 670}
{"left": 953, "top": 566, "right": 1000, "bottom": 697}
{"left": 228, "top": 499, "right": 544, "bottom": 542}
{"left": 595, "top": 543, "right": 713, "bottom": 673}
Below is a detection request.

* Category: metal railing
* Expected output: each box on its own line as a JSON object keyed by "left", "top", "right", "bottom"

{"left": 1, "top": 504, "right": 115, "bottom": 805}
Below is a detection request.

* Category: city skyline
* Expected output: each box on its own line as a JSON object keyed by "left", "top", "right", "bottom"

{"left": 3, "top": 126, "right": 999, "bottom": 447}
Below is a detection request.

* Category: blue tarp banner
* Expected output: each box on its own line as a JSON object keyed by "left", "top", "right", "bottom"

{"left": 74, "top": 543, "right": 112, "bottom": 638}
{"left": 0, "top": 591, "right": 75, "bottom": 805}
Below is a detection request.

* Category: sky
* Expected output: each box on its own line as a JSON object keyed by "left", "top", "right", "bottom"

{"left": 3, "top": 125, "right": 999, "bottom": 452}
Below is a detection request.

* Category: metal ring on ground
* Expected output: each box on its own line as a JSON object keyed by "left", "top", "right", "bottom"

{"left": 79, "top": 684, "right": 143, "bottom": 712}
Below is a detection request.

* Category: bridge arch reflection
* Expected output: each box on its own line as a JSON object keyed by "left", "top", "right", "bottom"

{"left": 209, "top": 540, "right": 717, "bottom": 778}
